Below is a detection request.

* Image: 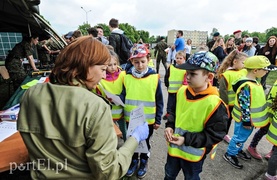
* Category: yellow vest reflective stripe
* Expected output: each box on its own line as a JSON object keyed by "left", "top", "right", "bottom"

{"left": 232, "top": 80, "right": 269, "bottom": 127}
{"left": 221, "top": 69, "right": 247, "bottom": 105}
{"left": 266, "top": 80, "right": 277, "bottom": 145}
{"left": 168, "top": 85, "right": 221, "bottom": 162}
{"left": 100, "top": 71, "right": 125, "bottom": 120}
{"left": 168, "top": 65, "right": 186, "bottom": 93}
{"left": 124, "top": 74, "right": 159, "bottom": 124}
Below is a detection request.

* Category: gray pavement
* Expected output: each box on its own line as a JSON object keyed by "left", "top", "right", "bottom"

{"left": 124, "top": 60, "right": 271, "bottom": 180}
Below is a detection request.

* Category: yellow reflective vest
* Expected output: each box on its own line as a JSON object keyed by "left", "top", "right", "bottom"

{"left": 232, "top": 79, "right": 269, "bottom": 128}
{"left": 221, "top": 69, "right": 247, "bottom": 106}
{"left": 124, "top": 74, "right": 159, "bottom": 124}
{"left": 168, "top": 85, "right": 221, "bottom": 162}
{"left": 266, "top": 80, "right": 277, "bottom": 145}
{"left": 168, "top": 65, "right": 186, "bottom": 93}
{"left": 100, "top": 71, "right": 126, "bottom": 120}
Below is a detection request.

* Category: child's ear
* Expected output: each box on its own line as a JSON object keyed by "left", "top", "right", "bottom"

{"left": 207, "top": 72, "right": 214, "bottom": 81}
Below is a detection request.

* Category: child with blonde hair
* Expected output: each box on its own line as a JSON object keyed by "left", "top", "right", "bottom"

{"left": 163, "top": 51, "right": 187, "bottom": 120}
{"left": 217, "top": 50, "right": 248, "bottom": 143}
{"left": 100, "top": 50, "right": 126, "bottom": 139}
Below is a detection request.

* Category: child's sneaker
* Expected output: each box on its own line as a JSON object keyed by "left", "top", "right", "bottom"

{"left": 126, "top": 159, "right": 138, "bottom": 177}
{"left": 247, "top": 146, "right": 262, "bottom": 160}
{"left": 137, "top": 159, "right": 148, "bottom": 179}
{"left": 265, "top": 150, "right": 273, "bottom": 160}
{"left": 265, "top": 172, "right": 277, "bottom": 180}
{"left": 223, "top": 152, "right": 243, "bottom": 169}
{"left": 223, "top": 135, "right": 231, "bottom": 143}
{"left": 237, "top": 150, "right": 251, "bottom": 160}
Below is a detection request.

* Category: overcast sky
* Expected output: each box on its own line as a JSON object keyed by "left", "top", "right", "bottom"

{"left": 40, "top": 0, "right": 276, "bottom": 37}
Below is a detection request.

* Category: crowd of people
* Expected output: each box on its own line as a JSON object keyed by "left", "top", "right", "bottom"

{"left": 1, "top": 17, "right": 277, "bottom": 179}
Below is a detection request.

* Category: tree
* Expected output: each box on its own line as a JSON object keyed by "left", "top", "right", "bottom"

{"left": 78, "top": 23, "right": 91, "bottom": 36}
{"left": 265, "top": 27, "right": 277, "bottom": 40}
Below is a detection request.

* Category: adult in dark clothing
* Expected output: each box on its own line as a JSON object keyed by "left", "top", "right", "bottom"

{"left": 207, "top": 32, "right": 220, "bottom": 51}
{"left": 258, "top": 36, "right": 277, "bottom": 89}
{"left": 253, "top": 37, "right": 261, "bottom": 55}
{"left": 233, "top": 30, "right": 242, "bottom": 46}
{"left": 154, "top": 36, "right": 168, "bottom": 73}
{"left": 211, "top": 37, "right": 227, "bottom": 64}
{"left": 5, "top": 35, "right": 39, "bottom": 90}
{"left": 108, "top": 18, "right": 126, "bottom": 65}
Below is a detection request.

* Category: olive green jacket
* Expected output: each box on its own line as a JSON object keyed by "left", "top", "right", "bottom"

{"left": 17, "top": 82, "right": 138, "bottom": 179}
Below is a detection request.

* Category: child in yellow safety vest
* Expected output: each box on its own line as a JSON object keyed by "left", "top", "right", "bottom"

{"left": 163, "top": 51, "right": 186, "bottom": 120}
{"left": 247, "top": 80, "right": 277, "bottom": 161}
{"left": 265, "top": 92, "right": 277, "bottom": 180}
{"left": 164, "top": 51, "right": 229, "bottom": 179}
{"left": 120, "top": 44, "right": 164, "bottom": 178}
{"left": 99, "top": 50, "right": 126, "bottom": 140}
{"left": 223, "top": 55, "right": 275, "bottom": 169}
{"left": 217, "top": 50, "right": 248, "bottom": 143}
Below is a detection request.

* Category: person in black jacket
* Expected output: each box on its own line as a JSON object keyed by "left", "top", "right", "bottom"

{"left": 164, "top": 51, "right": 228, "bottom": 180}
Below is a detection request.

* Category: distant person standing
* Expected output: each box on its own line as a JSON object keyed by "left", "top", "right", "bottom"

{"left": 184, "top": 39, "right": 192, "bottom": 59}
{"left": 207, "top": 32, "right": 220, "bottom": 51}
{"left": 167, "top": 30, "right": 185, "bottom": 65}
{"left": 96, "top": 26, "right": 109, "bottom": 45}
{"left": 108, "top": 18, "right": 125, "bottom": 64}
{"left": 233, "top": 30, "right": 242, "bottom": 47}
{"left": 253, "top": 36, "right": 261, "bottom": 55}
{"left": 172, "top": 30, "right": 185, "bottom": 52}
{"left": 154, "top": 36, "right": 168, "bottom": 73}
{"left": 258, "top": 36, "right": 277, "bottom": 89}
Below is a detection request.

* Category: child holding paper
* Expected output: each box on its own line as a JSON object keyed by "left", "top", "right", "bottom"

{"left": 100, "top": 50, "right": 126, "bottom": 139}
{"left": 120, "top": 44, "right": 164, "bottom": 178}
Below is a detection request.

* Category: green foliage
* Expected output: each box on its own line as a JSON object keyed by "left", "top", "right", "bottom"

{"left": 78, "top": 23, "right": 91, "bottom": 36}
{"left": 265, "top": 27, "right": 277, "bottom": 39}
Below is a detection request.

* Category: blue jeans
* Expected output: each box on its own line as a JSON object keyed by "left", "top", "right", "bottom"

{"left": 227, "top": 121, "right": 253, "bottom": 156}
{"left": 164, "top": 154, "right": 205, "bottom": 180}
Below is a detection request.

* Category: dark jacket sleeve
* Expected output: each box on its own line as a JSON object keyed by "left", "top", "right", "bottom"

{"left": 108, "top": 34, "right": 117, "bottom": 50}
{"left": 165, "top": 96, "right": 177, "bottom": 129}
{"left": 183, "top": 102, "right": 228, "bottom": 152}
{"left": 155, "top": 79, "right": 164, "bottom": 125}
{"left": 164, "top": 66, "right": 170, "bottom": 88}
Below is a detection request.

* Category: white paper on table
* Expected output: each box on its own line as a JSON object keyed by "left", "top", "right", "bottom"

{"left": 0, "top": 121, "right": 17, "bottom": 142}
{"left": 126, "top": 104, "right": 148, "bottom": 153}
{"left": 37, "top": 77, "right": 47, "bottom": 83}
{"left": 103, "top": 89, "right": 125, "bottom": 107}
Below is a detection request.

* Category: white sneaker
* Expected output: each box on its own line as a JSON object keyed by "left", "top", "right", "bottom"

{"left": 265, "top": 172, "right": 277, "bottom": 180}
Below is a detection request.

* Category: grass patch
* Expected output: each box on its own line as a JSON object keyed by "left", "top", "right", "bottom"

{"left": 266, "top": 70, "right": 277, "bottom": 86}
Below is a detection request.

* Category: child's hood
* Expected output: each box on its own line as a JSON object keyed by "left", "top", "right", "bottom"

{"left": 232, "top": 78, "right": 257, "bottom": 92}
{"left": 126, "top": 67, "right": 156, "bottom": 76}
{"left": 188, "top": 82, "right": 219, "bottom": 96}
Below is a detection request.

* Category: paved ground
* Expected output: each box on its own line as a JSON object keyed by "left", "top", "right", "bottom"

{"left": 123, "top": 61, "right": 272, "bottom": 180}
{"left": 0, "top": 60, "right": 272, "bottom": 180}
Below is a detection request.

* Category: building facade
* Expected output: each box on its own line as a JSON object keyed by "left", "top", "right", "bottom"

{"left": 167, "top": 29, "right": 208, "bottom": 47}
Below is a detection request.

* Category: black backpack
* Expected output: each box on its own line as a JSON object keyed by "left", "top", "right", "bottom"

{"left": 111, "top": 33, "right": 133, "bottom": 64}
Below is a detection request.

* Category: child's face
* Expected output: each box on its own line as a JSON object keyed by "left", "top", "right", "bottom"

{"left": 131, "top": 56, "right": 149, "bottom": 72}
{"left": 175, "top": 55, "right": 186, "bottom": 65}
{"left": 254, "top": 69, "right": 268, "bottom": 78}
{"left": 186, "top": 69, "right": 211, "bottom": 92}
{"left": 245, "top": 41, "right": 252, "bottom": 46}
{"left": 233, "top": 57, "right": 246, "bottom": 70}
{"left": 107, "top": 57, "right": 118, "bottom": 74}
